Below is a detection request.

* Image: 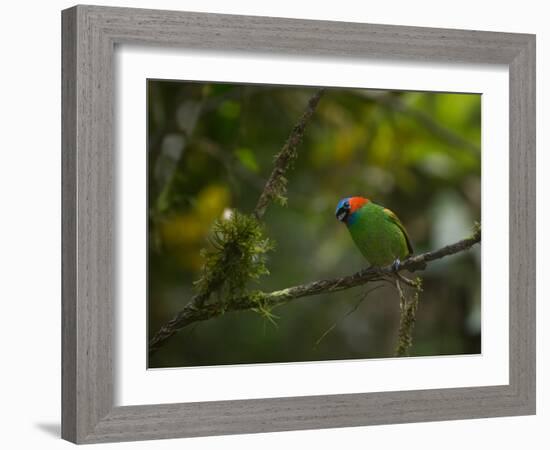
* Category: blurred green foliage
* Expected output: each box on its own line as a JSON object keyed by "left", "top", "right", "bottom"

{"left": 147, "top": 81, "right": 481, "bottom": 368}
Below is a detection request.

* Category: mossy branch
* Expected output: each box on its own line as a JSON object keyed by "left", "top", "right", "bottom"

{"left": 254, "top": 88, "right": 324, "bottom": 220}
{"left": 149, "top": 90, "right": 324, "bottom": 356}
{"left": 149, "top": 227, "right": 480, "bottom": 356}
{"left": 394, "top": 277, "right": 423, "bottom": 357}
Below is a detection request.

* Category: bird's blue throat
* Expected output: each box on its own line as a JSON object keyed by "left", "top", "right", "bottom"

{"left": 346, "top": 211, "right": 360, "bottom": 226}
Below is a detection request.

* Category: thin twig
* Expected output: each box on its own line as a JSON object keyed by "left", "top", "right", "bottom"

{"left": 395, "top": 278, "right": 405, "bottom": 309}
{"left": 396, "top": 272, "right": 417, "bottom": 288}
{"left": 314, "top": 284, "right": 384, "bottom": 348}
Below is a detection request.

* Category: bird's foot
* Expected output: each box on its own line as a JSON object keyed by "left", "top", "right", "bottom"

{"left": 391, "top": 258, "right": 401, "bottom": 272}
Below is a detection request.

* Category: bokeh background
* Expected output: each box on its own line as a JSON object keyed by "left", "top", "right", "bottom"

{"left": 147, "top": 81, "right": 481, "bottom": 368}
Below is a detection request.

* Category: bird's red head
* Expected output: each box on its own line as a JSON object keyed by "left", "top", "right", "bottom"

{"left": 335, "top": 196, "right": 370, "bottom": 223}
{"left": 348, "top": 196, "right": 369, "bottom": 214}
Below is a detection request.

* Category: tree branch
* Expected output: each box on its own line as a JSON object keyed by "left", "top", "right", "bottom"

{"left": 394, "top": 278, "right": 422, "bottom": 357}
{"left": 149, "top": 89, "right": 325, "bottom": 356}
{"left": 254, "top": 89, "right": 324, "bottom": 220}
{"left": 149, "top": 226, "right": 481, "bottom": 357}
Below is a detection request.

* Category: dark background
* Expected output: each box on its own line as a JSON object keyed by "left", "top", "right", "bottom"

{"left": 147, "top": 81, "right": 481, "bottom": 368}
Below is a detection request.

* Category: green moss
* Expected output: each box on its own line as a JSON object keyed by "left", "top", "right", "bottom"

{"left": 271, "top": 175, "right": 289, "bottom": 207}
{"left": 471, "top": 221, "right": 481, "bottom": 239}
{"left": 194, "top": 212, "right": 274, "bottom": 301}
{"left": 249, "top": 291, "right": 279, "bottom": 326}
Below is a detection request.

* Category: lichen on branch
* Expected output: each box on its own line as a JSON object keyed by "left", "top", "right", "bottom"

{"left": 148, "top": 227, "right": 481, "bottom": 356}
{"left": 254, "top": 88, "right": 324, "bottom": 219}
{"left": 394, "top": 277, "right": 423, "bottom": 357}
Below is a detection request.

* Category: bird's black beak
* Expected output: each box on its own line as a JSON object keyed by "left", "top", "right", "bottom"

{"left": 336, "top": 207, "right": 349, "bottom": 222}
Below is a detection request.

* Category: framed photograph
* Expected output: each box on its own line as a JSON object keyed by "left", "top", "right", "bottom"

{"left": 62, "top": 5, "right": 535, "bottom": 444}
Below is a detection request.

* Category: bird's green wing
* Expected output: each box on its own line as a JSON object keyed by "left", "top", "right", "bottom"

{"left": 382, "top": 207, "right": 414, "bottom": 255}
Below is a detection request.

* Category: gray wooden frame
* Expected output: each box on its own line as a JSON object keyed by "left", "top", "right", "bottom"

{"left": 61, "top": 4, "right": 536, "bottom": 444}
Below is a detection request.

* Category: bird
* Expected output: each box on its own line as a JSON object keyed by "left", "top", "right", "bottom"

{"left": 335, "top": 196, "right": 413, "bottom": 269}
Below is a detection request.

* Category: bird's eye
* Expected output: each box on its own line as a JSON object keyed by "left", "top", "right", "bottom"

{"left": 344, "top": 201, "right": 350, "bottom": 208}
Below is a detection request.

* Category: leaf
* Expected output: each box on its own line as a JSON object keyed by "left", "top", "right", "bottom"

{"left": 219, "top": 100, "right": 241, "bottom": 119}
{"left": 234, "top": 147, "right": 260, "bottom": 173}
